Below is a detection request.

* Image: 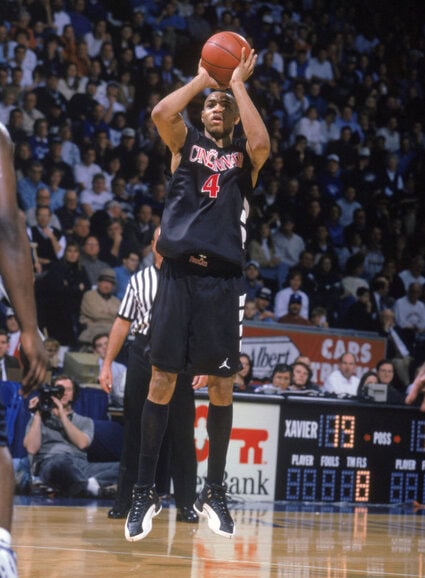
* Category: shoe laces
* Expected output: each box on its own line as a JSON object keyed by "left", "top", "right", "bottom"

{"left": 128, "top": 487, "right": 155, "bottom": 522}
{"left": 207, "top": 484, "right": 231, "bottom": 518}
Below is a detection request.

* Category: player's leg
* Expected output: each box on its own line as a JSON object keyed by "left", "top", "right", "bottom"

{"left": 194, "top": 375, "right": 235, "bottom": 538}
{"left": 125, "top": 368, "right": 177, "bottom": 542}
{"left": 0, "top": 407, "right": 18, "bottom": 578}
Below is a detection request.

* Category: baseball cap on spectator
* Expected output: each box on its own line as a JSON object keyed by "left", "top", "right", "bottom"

{"left": 327, "top": 154, "right": 340, "bottom": 163}
{"left": 122, "top": 128, "right": 136, "bottom": 138}
{"left": 245, "top": 260, "right": 260, "bottom": 270}
{"left": 98, "top": 268, "right": 116, "bottom": 284}
{"left": 359, "top": 147, "right": 370, "bottom": 157}
{"left": 262, "top": 14, "right": 274, "bottom": 23}
{"left": 289, "top": 293, "right": 302, "bottom": 305}
{"left": 256, "top": 287, "right": 272, "bottom": 301}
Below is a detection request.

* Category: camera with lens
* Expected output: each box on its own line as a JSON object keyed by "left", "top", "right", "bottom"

{"left": 30, "top": 384, "right": 65, "bottom": 418}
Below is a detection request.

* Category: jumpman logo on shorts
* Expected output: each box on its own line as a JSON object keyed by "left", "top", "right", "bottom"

{"left": 219, "top": 357, "right": 230, "bottom": 370}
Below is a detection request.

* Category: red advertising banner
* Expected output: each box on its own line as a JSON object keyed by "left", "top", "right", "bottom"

{"left": 242, "top": 322, "right": 387, "bottom": 385}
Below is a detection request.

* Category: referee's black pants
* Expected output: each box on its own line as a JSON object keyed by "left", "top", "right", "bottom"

{"left": 114, "top": 334, "right": 197, "bottom": 511}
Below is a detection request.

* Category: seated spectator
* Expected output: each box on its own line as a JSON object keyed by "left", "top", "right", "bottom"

{"left": 274, "top": 268, "right": 309, "bottom": 320}
{"left": 113, "top": 251, "right": 140, "bottom": 301}
{"left": 289, "top": 361, "right": 321, "bottom": 393}
{"left": 277, "top": 293, "right": 314, "bottom": 326}
{"left": 243, "top": 260, "right": 264, "bottom": 301}
{"left": 312, "top": 254, "right": 342, "bottom": 313}
{"left": 17, "top": 160, "right": 47, "bottom": 211}
{"left": 43, "top": 337, "right": 63, "bottom": 378}
{"left": 336, "top": 185, "right": 362, "bottom": 229}
{"left": 27, "top": 205, "right": 66, "bottom": 273}
{"left": 123, "top": 203, "right": 156, "bottom": 261}
{"left": 55, "top": 189, "right": 83, "bottom": 236}
{"left": 357, "top": 370, "right": 379, "bottom": 399}
{"left": 73, "top": 145, "right": 102, "bottom": 192}
{"left": 272, "top": 216, "right": 305, "bottom": 271}
{"left": 248, "top": 222, "right": 288, "bottom": 292}
{"left": 24, "top": 375, "right": 119, "bottom": 497}
{"left": 79, "top": 235, "right": 109, "bottom": 288}
{"left": 323, "top": 352, "right": 360, "bottom": 397}
{"left": 294, "top": 105, "right": 324, "bottom": 155}
{"left": 343, "top": 287, "right": 378, "bottom": 333}
{"left": 255, "top": 363, "right": 292, "bottom": 394}
{"left": 4, "top": 308, "right": 21, "bottom": 363}
{"left": 341, "top": 253, "right": 369, "bottom": 298}
{"left": 317, "top": 154, "right": 345, "bottom": 206}
{"left": 98, "top": 218, "right": 129, "bottom": 268}
{"left": 0, "top": 329, "right": 21, "bottom": 381}
{"left": 25, "top": 188, "right": 62, "bottom": 229}
{"left": 397, "top": 255, "right": 425, "bottom": 294}
{"left": 80, "top": 173, "right": 113, "bottom": 218}
{"left": 393, "top": 282, "right": 425, "bottom": 338}
{"left": 233, "top": 353, "right": 254, "bottom": 393}
{"left": 375, "top": 359, "right": 406, "bottom": 403}
{"left": 243, "top": 299, "right": 259, "bottom": 322}
{"left": 310, "top": 306, "right": 329, "bottom": 328}
{"left": 92, "top": 333, "right": 126, "bottom": 408}
{"left": 254, "top": 287, "right": 276, "bottom": 323}
{"left": 78, "top": 268, "right": 121, "bottom": 346}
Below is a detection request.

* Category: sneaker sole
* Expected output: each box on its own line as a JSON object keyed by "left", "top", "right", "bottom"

{"left": 124, "top": 504, "right": 162, "bottom": 542}
{"left": 193, "top": 501, "right": 235, "bottom": 538}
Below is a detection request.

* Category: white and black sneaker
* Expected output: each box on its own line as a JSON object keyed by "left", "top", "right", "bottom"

{"left": 0, "top": 543, "right": 17, "bottom": 578}
{"left": 194, "top": 482, "right": 235, "bottom": 538}
{"left": 125, "top": 485, "right": 162, "bottom": 542}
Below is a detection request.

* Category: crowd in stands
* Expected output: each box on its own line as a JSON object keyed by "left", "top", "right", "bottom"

{"left": 0, "top": 0, "right": 425, "bottom": 404}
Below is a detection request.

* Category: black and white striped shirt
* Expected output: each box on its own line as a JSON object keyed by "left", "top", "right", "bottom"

{"left": 117, "top": 265, "right": 159, "bottom": 336}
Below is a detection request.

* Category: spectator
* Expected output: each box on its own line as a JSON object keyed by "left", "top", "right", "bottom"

{"left": 323, "top": 352, "right": 360, "bottom": 396}
{"left": 43, "top": 137, "right": 76, "bottom": 190}
{"left": 336, "top": 185, "right": 362, "bottom": 228}
{"left": 73, "top": 145, "right": 102, "bottom": 192}
{"left": 68, "top": 215, "right": 90, "bottom": 247}
{"left": 233, "top": 353, "right": 254, "bottom": 393}
{"left": 277, "top": 293, "right": 314, "bottom": 326}
{"left": 18, "top": 160, "right": 47, "bottom": 211}
{"left": 397, "top": 255, "right": 425, "bottom": 293}
{"left": 27, "top": 205, "right": 66, "bottom": 273}
{"left": 255, "top": 363, "right": 292, "bottom": 394}
{"left": 343, "top": 287, "right": 378, "bottom": 332}
{"left": 283, "top": 80, "right": 309, "bottom": 130}
{"left": 123, "top": 203, "right": 156, "bottom": 260}
{"left": 393, "top": 282, "right": 425, "bottom": 337}
{"left": 289, "top": 361, "right": 320, "bottom": 392}
{"left": 24, "top": 374, "right": 119, "bottom": 497}
{"left": 254, "top": 287, "right": 275, "bottom": 323}
{"left": 357, "top": 370, "right": 379, "bottom": 399}
{"left": 0, "top": 329, "right": 20, "bottom": 381}
{"left": 248, "top": 222, "right": 288, "bottom": 292}
{"left": 274, "top": 268, "right": 309, "bottom": 320}
{"left": 272, "top": 216, "right": 305, "bottom": 271}
{"left": 78, "top": 268, "right": 121, "bottom": 346}
{"left": 317, "top": 154, "right": 345, "bottom": 206}
{"left": 25, "top": 188, "right": 62, "bottom": 229}
{"left": 379, "top": 309, "right": 413, "bottom": 388}
{"left": 113, "top": 251, "right": 140, "bottom": 301}
{"left": 79, "top": 235, "right": 109, "bottom": 287}
{"left": 375, "top": 358, "right": 406, "bottom": 403}
{"left": 80, "top": 173, "right": 113, "bottom": 218}
{"left": 243, "top": 260, "right": 263, "bottom": 301}
{"left": 295, "top": 105, "right": 324, "bottom": 155}
{"left": 55, "top": 189, "right": 83, "bottom": 236}
{"left": 243, "top": 299, "right": 259, "bottom": 322}
{"left": 43, "top": 239, "right": 91, "bottom": 347}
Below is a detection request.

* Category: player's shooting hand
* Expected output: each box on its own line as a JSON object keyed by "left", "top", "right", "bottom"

{"left": 192, "top": 375, "right": 208, "bottom": 390}
{"left": 197, "top": 60, "right": 224, "bottom": 89}
{"left": 98, "top": 365, "right": 113, "bottom": 394}
{"left": 19, "top": 330, "right": 47, "bottom": 396}
{"left": 230, "top": 47, "right": 256, "bottom": 84}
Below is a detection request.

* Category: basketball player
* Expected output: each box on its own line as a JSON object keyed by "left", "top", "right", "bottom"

{"left": 0, "top": 123, "right": 47, "bottom": 577}
{"left": 98, "top": 227, "right": 199, "bottom": 523}
{"left": 124, "top": 47, "right": 270, "bottom": 541}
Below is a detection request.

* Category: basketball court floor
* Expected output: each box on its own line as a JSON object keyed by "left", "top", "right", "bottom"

{"left": 13, "top": 495, "right": 425, "bottom": 577}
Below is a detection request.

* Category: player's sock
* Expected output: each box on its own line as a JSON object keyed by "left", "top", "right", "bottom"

{"left": 206, "top": 403, "right": 233, "bottom": 484}
{"left": 136, "top": 399, "right": 169, "bottom": 486}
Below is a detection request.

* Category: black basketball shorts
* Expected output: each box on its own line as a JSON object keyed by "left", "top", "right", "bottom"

{"left": 150, "top": 258, "right": 246, "bottom": 377}
{"left": 0, "top": 401, "right": 8, "bottom": 447}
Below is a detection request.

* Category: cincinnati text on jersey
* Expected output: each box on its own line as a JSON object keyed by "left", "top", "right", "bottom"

{"left": 189, "top": 145, "right": 244, "bottom": 171}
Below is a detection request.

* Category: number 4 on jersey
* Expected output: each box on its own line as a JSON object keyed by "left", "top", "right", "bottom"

{"left": 201, "top": 174, "right": 220, "bottom": 198}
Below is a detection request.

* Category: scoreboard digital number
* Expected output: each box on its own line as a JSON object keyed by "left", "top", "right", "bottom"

{"left": 276, "top": 396, "right": 425, "bottom": 504}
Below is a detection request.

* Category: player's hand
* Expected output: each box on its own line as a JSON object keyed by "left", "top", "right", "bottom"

{"left": 19, "top": 330, "right": 48, "bottom": 395}
{"left": 98, "top": 365, "right": 113, "bottom": 395}
{"left": 406, "top": 365, "right": 425, "bottom": 411}
{"left": 192, "top": 375, "right": 208, "bottom": 390}
{"left": 197, "top": 60, "right": 224, "bottom": 89}
{"left": 230, "top": 47, "right": 256, "bottom": 85}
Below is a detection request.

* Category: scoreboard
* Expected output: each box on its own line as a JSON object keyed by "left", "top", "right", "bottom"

{"left": 276, "top": 396, "right": 425, "bottom": 504}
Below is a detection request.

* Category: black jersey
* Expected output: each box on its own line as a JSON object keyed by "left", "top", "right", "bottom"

{"left": 157, "top": 126, "right": 253, "bottom": 266}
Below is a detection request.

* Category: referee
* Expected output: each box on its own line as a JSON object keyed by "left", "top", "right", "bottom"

{"left": 98, "top": 227, "right": 198, "bottom": 523}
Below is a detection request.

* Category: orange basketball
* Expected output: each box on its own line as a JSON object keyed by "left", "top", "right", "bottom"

{"left": 201, "top": 31, "right": 251, "bottom": 86}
